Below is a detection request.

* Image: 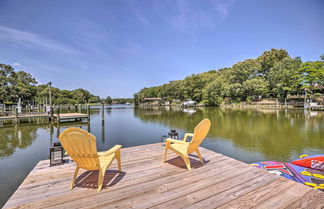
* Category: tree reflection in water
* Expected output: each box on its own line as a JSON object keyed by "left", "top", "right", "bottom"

{"left": 134, "top": 107, "right": 324, "bottom": 162}
{"left": 0, "top": 125, "right": 39, "bottom": 158}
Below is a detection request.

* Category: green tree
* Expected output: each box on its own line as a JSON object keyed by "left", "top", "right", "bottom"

{"left": 134, "top": 50, "right": 323, "bottom": 106}
{"left": 72, "top": 88, "right": 92, "bottom": 104}
{"left": 105, "top": 96, "right": 112, "bottom": 105}
{"left": 267, "top": 57, "right": 302, "bottom": 99}
{"left": 202, "top": 76, "right": 226, "bottom": 105}
{"left": 243, "top": 78, "right": 268, "bottom": 100}
{"left": 257, "top": 48, "right": 290, "bottom": 77}
{"left": 0, "top": 64, "right": 37, "bottom": 104}
{"left": 292, "top": 59, "right": 324, "bottom": 100}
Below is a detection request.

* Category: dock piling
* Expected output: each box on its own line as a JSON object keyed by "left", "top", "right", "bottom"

{"left": 14, "top": 107, "right": 19, "bottom": 124}
{"left": 57, "top": 106, "right": 61, "bottom": 123}
{"left": 87, "top": 104, "right": 90, "bottom": 123}
{"left": 101, "top": 103, "right": 104, "bottom": 124}
{"left": 50, "top": 106, "right": 54, "bottom": 122}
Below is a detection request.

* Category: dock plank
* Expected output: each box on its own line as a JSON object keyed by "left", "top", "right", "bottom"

{"left": 3, "top": 143, "right": 323, "bottom": 209}
{"left": 216, "top": 177, "right": 296, "bottom": 209}
{"left": 251, "top": 182, "right": 320, "bottom": 208}
{"left": 284, "top": 189, "right": 324, "bottom": 209}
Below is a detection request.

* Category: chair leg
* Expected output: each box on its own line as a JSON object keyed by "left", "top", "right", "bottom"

{"left": 115, "top": 150, "right": 122, "bottom": 172}
{"left": 163, "top": 143, "right": 170, "bottom": 163}
{"left": 70, "top": 166, "right": 80, "bottom": 190}
{"left": 196, "top": 148, "right": 203, "bottom": 164}
{"left": 183, "top": 155, "right": 191, "bottom": 170}
{"left": 98, "top": 168, "right": 106, "bottom": 191}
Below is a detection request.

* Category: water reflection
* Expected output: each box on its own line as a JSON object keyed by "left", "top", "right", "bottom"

{"left": 0, "top": 125, "right": 38, "bottom": 158}
{"left": 1, "top": 107, "right": 323, "bottom": 162}
{"left": 134, "top": 107, "right": 324, "bottom": 162}
{"left": 183, "top": 108, "right": 197, "bottom": 114}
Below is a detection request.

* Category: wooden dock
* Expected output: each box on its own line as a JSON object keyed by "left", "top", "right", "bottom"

{"left": 0, "top": 113, "right": 49, "bottom": 120}
{"left": 3, "top": 143, "right": 324, "bottom": 209}
{"left": 53, "top": 113, "right": 89, "bottom": 123}
{"left": 0, "top": 113, "right": 88, "bottom": 123}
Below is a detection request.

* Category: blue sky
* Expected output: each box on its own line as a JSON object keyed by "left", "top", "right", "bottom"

{"left": 0, "top": 0, "right": 323, "bottom": 98}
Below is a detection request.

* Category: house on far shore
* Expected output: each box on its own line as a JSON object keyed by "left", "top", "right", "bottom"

{"left": 143, "top": 97, "right": 163, "bottom": 105}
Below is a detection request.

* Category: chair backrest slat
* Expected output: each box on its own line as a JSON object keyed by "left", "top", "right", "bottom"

{"left": 59, "top": 128, "right": 100, "bottom": 170}
{"left": 189, "top": 119, "right": 211, "bottom": 153}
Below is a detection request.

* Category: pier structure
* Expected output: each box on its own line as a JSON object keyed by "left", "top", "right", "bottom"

{"left": 3, "top": 143, "right": 323, "bottom": 208}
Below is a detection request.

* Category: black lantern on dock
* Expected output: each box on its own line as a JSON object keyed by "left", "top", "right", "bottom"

{"left": 49, "top": 142, "right": 64, "bottom": 166}
{"left": 161, "top": 129, "right": 179, "bottom": 146}
{"left": 161, "top": 135, "right": 167, "bottom": 146}
{"left": 168, "top": 129, "right": 178, "bottom": 139}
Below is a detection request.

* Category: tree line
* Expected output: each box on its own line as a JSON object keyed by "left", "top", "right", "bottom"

{"left": 112, "top": 98, "right": 134, "bottom": 104}
{"left": 0, "top": 64, "right": 113, "bottom": 106}
{"left": 134, "top": 49, "right": 324, "bottom": 105}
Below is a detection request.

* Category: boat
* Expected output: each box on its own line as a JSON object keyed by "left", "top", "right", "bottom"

{"left": 182, "top": 99, "right": 197, "bottom": 106}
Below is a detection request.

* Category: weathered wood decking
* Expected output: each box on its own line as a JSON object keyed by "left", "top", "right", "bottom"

{"left": 0, "top": 113, "right": 49, "bottom": 120}
{"left": 53, "top": 113, "right": 89, "bottom": 122}
{"left": 4, "top": 143, "right": 324, "bottom": 208}
{"left": 0, "top": 113, "right": 88, "bottom": 123}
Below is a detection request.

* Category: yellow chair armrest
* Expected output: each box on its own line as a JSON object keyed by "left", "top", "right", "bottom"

{"left": 183, "top": 133, "right": 194, "bottom": 142}
{"left": 166, "top": 138, "right": 188, "bottom": 144}
{"left": 98, "top": 145, "right": 122, "bottom": 156}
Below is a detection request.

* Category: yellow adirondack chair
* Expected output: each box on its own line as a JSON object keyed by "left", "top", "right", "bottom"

{"left": 58, "top": 127, "right": 122, "bottom": 191}
{"left": 163, "top": 118, "right": 211, "bottom": 170}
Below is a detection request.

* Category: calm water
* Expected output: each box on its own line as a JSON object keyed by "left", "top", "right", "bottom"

{"left": 0, "top": 106, "right": 323, "bottom": 207}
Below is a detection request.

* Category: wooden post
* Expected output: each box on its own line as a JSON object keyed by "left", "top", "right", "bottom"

{"left": 87, "top": 104, "right": 90, "bottom": 123}
{"left": 75, "top": 104, "right": 78, "bottom": 112}
{"left": 15, "top": 107, "right": 19, "bottom": 124}
{"left": 101, "top": 103, "right": 104, "bottom": 124}
{"left": 57, "top": 123, "right": 60, "bottom": 137}
{"left": 87, "top": 121, "right": 91, "bottom": 133}
{"left": 57, "top": 106, "right": 61, "bottom": 124}
{"left": 101, "top": 120, "right": 105, "bottom": 143}
{"left": 50, "top": 106, "right": 54, "bottom": 122}
{"left": 78, "top": 104, "right": 81, "bottom": 113}
{"left": 50, "top": 124, "right": 54, "bottom": 146}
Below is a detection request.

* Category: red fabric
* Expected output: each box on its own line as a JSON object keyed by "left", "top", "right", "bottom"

{"left": 292, "top": 156, "right": 324, "bottom": 170}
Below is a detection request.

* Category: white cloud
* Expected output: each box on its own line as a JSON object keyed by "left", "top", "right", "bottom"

{"left": 0, "top": 25, "right": 81, "bottom": 56}
{"left": 211, "top": 0, "right": 235, "bottom": 21}
{"left": 170, "top": 0, "right": 235, "bottom": 31}
{"left": 12, "top": 62, "right": 21, "bottom": 66}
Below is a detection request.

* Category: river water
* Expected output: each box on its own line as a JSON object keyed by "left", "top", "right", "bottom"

{"left": 0, "top": 106, "right": 323, "bottom": 207}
